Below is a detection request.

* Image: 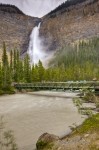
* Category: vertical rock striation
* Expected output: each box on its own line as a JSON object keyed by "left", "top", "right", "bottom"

{"left": 0, "top": 4, "right": 40, "bottom": 54}
{"left": 40, "top": 0, "right": 99, "bottom": 52}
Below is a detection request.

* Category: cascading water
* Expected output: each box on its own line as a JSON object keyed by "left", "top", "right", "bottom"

{"left": 28, "top": 23, "right": 46, "bottom": 65}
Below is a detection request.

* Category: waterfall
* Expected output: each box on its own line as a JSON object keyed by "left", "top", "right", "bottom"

{"left": 28, "top": 23, "right": 45, "bottom": 64}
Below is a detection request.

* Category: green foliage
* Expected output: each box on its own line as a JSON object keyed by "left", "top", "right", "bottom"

{"left": 50, "top": 37, "right": 99, "bottom": 81}
{"left": 1, "top": 38, "right": 99, "bottom": 94}
{"left": 38, "top": 60, "right": 45, "bottom": 82}
{"left": 2, "top": 42, "right": 12, "bottom": 91}
{"left": 73, "top": 95, "right": 94, "bottom": 117}
{"left": 23, "top": 54, "right": 31, "bottom": 83}
{"left": 83, "top": 91, "right": 96, "bottom": 103}
{"left": 74, "top": 114, "right": 99, "bottom": 134}
{"left": 2, "top": 42, "right": 8, "bottom": 67}
{"left": 36, "top": 140, "right": 54, "bottom": 150}
{"left": 0, "top": 63, "right": 2, "bottom": 89}
{"left": 73, "top": 98, "right": 83, "bottom": 108}
{"left": 96, "top": 102, "right": 99, "bottom": 108}
{"left": 0, "top": 90, "right": 4, "bottom": 95}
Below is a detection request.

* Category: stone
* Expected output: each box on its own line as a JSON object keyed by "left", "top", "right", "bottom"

{"left": 36, "top": 133, "right": 59, "bottom": 150}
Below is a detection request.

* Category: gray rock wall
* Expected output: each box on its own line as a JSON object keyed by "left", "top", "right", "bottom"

{"left": 0, "top": 4, "right": 40, "bottom": 54}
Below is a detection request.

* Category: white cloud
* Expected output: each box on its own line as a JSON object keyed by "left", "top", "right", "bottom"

{"left": 0, "top": 0, "right": 66, "bottom": 17}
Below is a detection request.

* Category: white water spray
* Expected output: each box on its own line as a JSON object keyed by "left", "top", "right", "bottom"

{"left": 28, "top": 23, "right": 46, "bottom": 64}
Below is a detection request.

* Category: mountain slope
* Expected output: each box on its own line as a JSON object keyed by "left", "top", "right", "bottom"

{"left": 0, "top": 4, "right": 40, "bottom": 54}
{"left": 40, "top": 0, "right": 99, "bottom": 52}
{"left": 0, "top": 0, "right": 99, "bottom": 56}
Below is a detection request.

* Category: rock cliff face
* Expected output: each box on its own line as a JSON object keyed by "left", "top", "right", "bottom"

{"left": 0, "top": 0, "right": 99, "bottom": 55}
{"left": 0, "top": 4, "right": 40, "bottom": 54}
{"left": 40, "top": 0, "right": 99, "bottom": 52}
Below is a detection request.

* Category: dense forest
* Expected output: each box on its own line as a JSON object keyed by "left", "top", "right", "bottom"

{"left": 0, "top": 38, "right": 99, "bottom": 94}
{"left": 50, "top": 37, "right": 99, "bottom": 81}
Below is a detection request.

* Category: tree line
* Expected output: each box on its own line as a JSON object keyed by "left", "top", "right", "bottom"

{"left": 50, "top": 37, "right": 99, "bottom": 81}
{"left": 0, "top": 42, "right": 46, "bottom": 94}
{"left": 0, "top": 38, "right": 99, "bottom": 94}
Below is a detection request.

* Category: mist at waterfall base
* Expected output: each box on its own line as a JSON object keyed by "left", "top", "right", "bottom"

{"left": 28, "top": 23, "right": 52, "bottom": 66}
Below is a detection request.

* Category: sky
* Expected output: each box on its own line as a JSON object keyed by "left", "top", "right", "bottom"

{"left": 0, "top": 0, "right": 66, "bottom": 17}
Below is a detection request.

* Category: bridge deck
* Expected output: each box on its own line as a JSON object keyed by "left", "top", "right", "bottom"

{"left": 14, "top": 81, "right": 99, "bottom": 93}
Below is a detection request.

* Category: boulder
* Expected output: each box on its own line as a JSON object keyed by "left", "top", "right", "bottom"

{"left": 36, "top": 133, "right": 59, "bottom": 150}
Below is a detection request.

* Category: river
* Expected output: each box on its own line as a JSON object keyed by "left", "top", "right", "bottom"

{"left": 0, "top": 91, "right": 85, "bottom": 150}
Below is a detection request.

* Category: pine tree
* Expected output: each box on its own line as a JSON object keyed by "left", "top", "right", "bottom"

{"left": 32, "top": 64, "right": 39, "bottom": 82}
{"left": 24, "top": 54, "right": 31, "bottom": 83}
{"left": 43, "top": 69, "right": 50, "bottom": 81}
{"left": 2, "top": 42, "right": 8, "bottom": 66}
{"left": 16, "top": 50, "right": 20, "bottom": 82}
{"left": 13, "top": 49, "right": 20, "bottom": 82}
{"left": 2, "top": 42, "right": 11, "bottom": 90}
{"left": 31, "top": 65, "right": 35, "bottom": 82}
{"left": 38, "top": 60, "right": 45, "bottom": 82}
{"left": 59, "top": 64, "right": 66, "bottom": 81}
{"left": 10, "top": 50, "right": 13, "bottom": 82}
{"left": 10, "top": 50, "right": 13, "bottom": 70}
{"left": 18, "top": 60, "right": 24, "bottom": 82}
{"left": 13, "top": 49, "right": 17, "bottom": 82}
{"left": 0, "top": 63, "right": 2, "bottom": 89}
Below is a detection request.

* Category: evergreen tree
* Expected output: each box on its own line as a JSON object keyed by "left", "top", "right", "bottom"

{"left": 13, "top": 49, "right": 17, "bottom": 82}
{"left": 33, "top": 65, "right": 39, "bottom": 82}
{"left": 38, "top": 60, "right": 45, "bottom": 82}
{"left": 10, "top": 50, "right": 13, "bottom": 82}
{"left": 24, "top": 54, "right": 31, "bottom": 83}
{"left": 43, "top": 69, "right": 51, "bottom": 81}
{"left": 18, "top": 60, "right": 24, "bottom": 82}
{"left": 2, "top": 42, "right": 8, "bottom": 66}
{"left": 59, "top": 64, "right": 66, "bottom": 81}
{"left": 2, "top": 42, "right": 11, "bottom": 90}
{"left": 31, "top": 65, "right": 35, "bottom": 82}
{"left": 0, "top": 63, "right": 2, "bottom": 89}
{"left": 16, "top": 50, "right": 20, "bottom": 82}
{"left": 10, "top": 50, "right": 13, "bottom": 70}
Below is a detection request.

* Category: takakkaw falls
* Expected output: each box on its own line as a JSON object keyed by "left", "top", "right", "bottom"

{"left": 28, "top": 0, "right": 66, "bottom": 65}
{"left": 28, "top": 23, "right": 47, "bottom": 65}
{"left": 28, "top": 23, "right": 41, "bottom": 64}
{"left": 0, "top": 0, "right": 99, "bottom": 150}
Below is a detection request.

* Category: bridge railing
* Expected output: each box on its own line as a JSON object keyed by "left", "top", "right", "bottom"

{"left": 14, "top": 81, "right": 99, "bottom": 90}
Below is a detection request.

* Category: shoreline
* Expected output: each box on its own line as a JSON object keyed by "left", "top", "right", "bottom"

{"left": 0, "top": 92, "right": 85, "bottom": 150}
{"left": 36, "top": 91, "right": 99, "bottom": 150}
{"left": 36, "top": 114, "right": 99, "bottom": 150}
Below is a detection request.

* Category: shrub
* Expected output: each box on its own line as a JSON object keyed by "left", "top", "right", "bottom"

{"left": 83, "top": 91, "right": 96, "bottom": 103}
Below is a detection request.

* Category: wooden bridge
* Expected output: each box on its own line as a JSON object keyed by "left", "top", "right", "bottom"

{"left": 14, "top": 81, "right": 99, "bottom": 93}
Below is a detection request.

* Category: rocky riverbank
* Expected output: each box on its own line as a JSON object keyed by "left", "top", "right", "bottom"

{"left": 36, "top": 113, "right": 99, "bottom": 150}
{"left": 36, "top": 91, "right": 99, "bottom": 150}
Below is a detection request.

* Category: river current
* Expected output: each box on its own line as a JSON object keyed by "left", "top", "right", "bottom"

{"left": 0, "top": 91, "right": 85, "bottom": 150}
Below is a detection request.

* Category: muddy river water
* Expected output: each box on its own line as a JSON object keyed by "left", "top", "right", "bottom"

{"left": 0, "top": 91, "right": 86, "bottom": 150}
